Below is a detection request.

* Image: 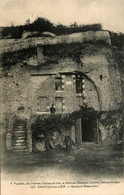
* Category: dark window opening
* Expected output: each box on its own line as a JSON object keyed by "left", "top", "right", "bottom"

{"left": 82, "top": 116, "right": 97, "bottom": 142}
{"left": 55, "top": 77, "right": 62, "bottom": 91}
{"left": 76, "top": 75, "right": 82, "bottom": 93}
{"left": 100, "top": 74, "right": 103, "bottom": 81}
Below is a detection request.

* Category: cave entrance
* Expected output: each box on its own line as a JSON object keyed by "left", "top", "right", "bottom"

{"left": 75, "top": 107, "right": 99, "bottom": 145}
{"left": 81, "top": 116, "right": 97, "bottom": 142}
{"left": 81, "top": 107, "right": 99, "bottom": 143}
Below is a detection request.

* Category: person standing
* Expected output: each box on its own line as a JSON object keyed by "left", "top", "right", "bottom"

{"left": 50, "top": 104, "right": 56, "bottom": 114}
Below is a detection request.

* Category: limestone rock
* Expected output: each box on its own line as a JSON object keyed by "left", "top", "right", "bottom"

{"left": 38, "top": 31, "right": 111, "bottom": 45}
{"left": 22, "top": 31, "right": 40, "bottom": 39}
{"left": 42, "top": 32, "right": 56, "bottom": 37}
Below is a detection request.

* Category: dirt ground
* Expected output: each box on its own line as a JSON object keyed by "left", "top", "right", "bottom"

{"left": 1, "top": 143, "right": 124, "bottom": 182}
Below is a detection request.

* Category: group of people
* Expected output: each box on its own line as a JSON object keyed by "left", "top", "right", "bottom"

{"left": 34, "top": 133, "right": 76, "bottom": 152}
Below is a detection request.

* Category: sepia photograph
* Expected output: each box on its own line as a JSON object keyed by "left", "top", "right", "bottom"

{"left": 0, "top": 0, "right": 124, "bottom": 194}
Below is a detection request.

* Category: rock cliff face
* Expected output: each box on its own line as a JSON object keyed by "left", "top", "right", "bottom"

{"left": 80, "top": 45, "right": 122, "bottom": 111}
{"left": 0, "top": 30, "right": 110, "bottom": 54}
{"left": 0, "top": 30, "right": 123, "bottom": 145}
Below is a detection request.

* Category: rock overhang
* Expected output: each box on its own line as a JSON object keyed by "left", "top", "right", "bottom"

{"left": 37, "top": 31, "right": 111, "bottom": 46}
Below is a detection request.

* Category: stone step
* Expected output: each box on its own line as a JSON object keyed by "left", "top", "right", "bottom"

{"left": 14, "top": 127, "right": 26, "bottom": 129}
{"left": 13, "top": 139, "right": 26, "bottom": 142}
{"left": 13, "top": 135, "right": 26, "bottom": 138}
{"left": 14, "top": 125, "right": 26, "bottom": 127}
{"left": 13, "top": 142, "right": 27, "bottom": 146}
{"left": 14, "top": 140, "right": 26, "bottom": 143}
{"left": 14, "top": 132, "right": 26, "bottom": 134}
{"left": 13, "top": 138, "right": 26, "bottom": 141}
{"left": 14, "top": 128, "right": 26, "bottom": 130}
{"left": 14, "top": 143, "right": 26, "bottom": 146}
{"left": 13, "top": 136, "right": 26, "bottom": 139}
{"left": 14, "top": 126, "right": 26, "bottom": 129}
{"left": 14, "top": 131, "right": 26, "bottom": 134}
{"left": 14, "top": 129, "right": 25, "bottom": 132}
{"left": 14, "top": 130, "right": 26, "bottom": 132}
{"left": 14, "top": 124, "right": 26, "bottom": 126}
{"left": 14, "top": 133, "right": 26, "bottom": 135}
{"left": 14, "top": 132, "right": 26, "bottom": 135}
{"left": 14, "top": 145, "right": 27, "bottom": 148}
{"left": 15, "top": 139, "right": 26, "bottom": 143}
{"left": 14, "top": 136, "right": 26, "bottom": 139}
{"left": 14, "top": 135, "right": 26, "bottom": 138}
{"left": 13, "top": 140, "right": 26, "bottom": 143}
{"left": 13, "top": 135, "right": 26, "bottom": 139}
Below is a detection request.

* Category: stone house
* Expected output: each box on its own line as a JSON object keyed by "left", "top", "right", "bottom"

{"left": 2, "top": 31, "right": 123, "bottom": 152}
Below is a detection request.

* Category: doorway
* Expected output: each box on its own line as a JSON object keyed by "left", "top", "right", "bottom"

{"left": 81, "top": 116, "right": 97, "bottom": 142}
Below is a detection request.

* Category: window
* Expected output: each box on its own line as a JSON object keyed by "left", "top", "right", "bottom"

{"left": 66, "top": 74, "right": 73, "bottom": 91}
{"left": 55, "top": 97, "right": 63, "bottom": 113}
{"left": 55, "top": 77, "right": 62, "bottom": 91}
{"left": 76, "top": 75, "right": 82, "bottom": 93}
{"left": 37, "top": 97, "right": 47, "bottom": 112}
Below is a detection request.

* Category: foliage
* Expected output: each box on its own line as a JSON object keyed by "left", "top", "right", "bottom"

{"left": 110, "top": 32, "right": 124, "bottom": 47}
{"left": 1, "top": 17, "right": 102, "bottom": 39}
{"left": 2, "top": 25, "right": 23, "bottom": 39}
{"left": 100, "top": 107, "right": 124, "bottom": 142}
{"left": 31, "top": 114, "right": 74, "bottom": 138}
{"left": 1, "top": 47, "right": 36, "bottom": 68}
{"left": 53, "top": 23, "right": 102, "bottom": 35}
{"left": 29, "top": 17, "right": 54, "bottom": 32}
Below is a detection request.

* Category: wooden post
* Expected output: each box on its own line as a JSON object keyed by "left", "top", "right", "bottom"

{"left": 75, "top": 118, "right": 82, "bottom": 146}
{"left": 96, "top": 118, "right": 99, "bottom": 144}
{"left": 71, "top": 126, "right": 76, "bottom": 143}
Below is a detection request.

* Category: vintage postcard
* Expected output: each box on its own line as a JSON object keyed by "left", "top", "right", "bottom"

{"left": 0, "top": 0, "right": 124, "bottom": 194}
